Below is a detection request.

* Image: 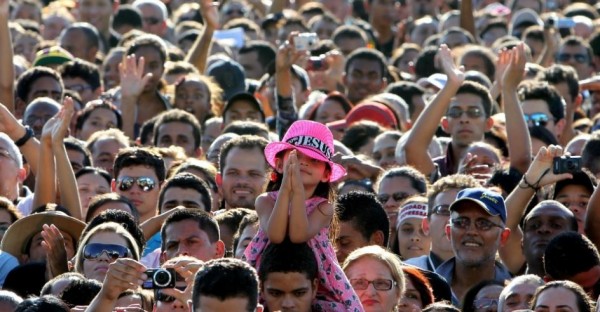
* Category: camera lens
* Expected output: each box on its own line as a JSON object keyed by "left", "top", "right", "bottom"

{"left": 566, "top": 160, "right": 576, "bottom": 170}
{"left": 153, "top": 269, "right": 172, "bottom": 287}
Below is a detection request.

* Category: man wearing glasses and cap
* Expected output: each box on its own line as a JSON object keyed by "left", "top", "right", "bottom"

{"left": 436, "top": 187, "right": 512, "bottom": 306}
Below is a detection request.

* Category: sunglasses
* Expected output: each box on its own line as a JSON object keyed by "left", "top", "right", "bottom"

{"left": 350, "top": 278, "right": 396, "bottom": 291}
{"left": 523, "top": 113, "right": 550, "bottom": 127}
{"left": 451, "top": 217, "right": 504, "bottom": 231}
{"left": 83, "top": 243, "right": 130, "bottom": 260}
{"left": 431, "top": 204, "right": 451, "bottom": 216}
{"left": 556, "top": 53, "right": 588, "bottom": 64}
{"left": 446, "top": 107, "right": 483, "bottom": 119}
{"left": 377, "top": 192, "right": 410, "bottom": 204}
{"left": 117, "top": 176, "right": 157, "bottom": 192}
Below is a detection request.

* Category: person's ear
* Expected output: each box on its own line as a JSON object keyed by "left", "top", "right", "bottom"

{"left": 216, "top": 173, "right": 223, "bottom": 187}
{"left": 369, "top": 230, "right": 385, "bottom": 247}
{"left": 17, "top": 168, "right": 27, "bottom": 182}
{"left": 215, "top": 240, "right": 226, "bottom": 258}
{"left": 575, "top": 93, "right": 583, "bottom": 108}
{"left": 111, "top": 179, "right": 117, "bottom": 192}
{"left": 499, "top": 228, "right": 511, "bottom": 246}
{"left": 422, "top": 218, "right": 431, "bottom": 236}
{"left": 320, "top": 166, "right": 331, "bottom": 183}
{"left": 485, "top": 116, "right": 494, "bottom": 132}
{"left": 441, "top": 116, "right": 450, "bottom": 133}
{"left": 445, "top": 224, "right": 451, "bottom": 240}
{"left": 555, "top": 118, "right": 566, "bottom": 139}
{"left": 275, "top": 157, "right": 284, "bottom": 173}
{"left": 311, "top": 278, "right": 318, "bottom": 298}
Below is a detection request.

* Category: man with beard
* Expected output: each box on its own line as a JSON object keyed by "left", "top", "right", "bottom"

{"left": 218, "top": 135, "right": 269, "bottom": 209}
{"left": 436, "top": 188, "right": 511, "bottom": 305}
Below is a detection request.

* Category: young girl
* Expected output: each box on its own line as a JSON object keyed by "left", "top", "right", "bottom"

{"left": 244, "top": 120, "right": 363, "bottom": 311}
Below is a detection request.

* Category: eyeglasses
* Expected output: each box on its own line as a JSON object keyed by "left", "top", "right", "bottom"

{"left": 432, "top": 204, "right": 451, "bottom": 216}
{"left": 65, "top": 84, "right": 93, "bottom": 93}
{"left": 350, "top": 278, "right": 396, "bottom": 291}
{"left": 523, "top": 113, "right": 551, "bottom": 127}
{"left": 446, "top": 107, "right": 483, "bottom": 119}
{"left": 377, "top": 192, "right": 410, "bottom": 204}
{"left": 473, "top": 298, "right": 499, "bottom": 309}
{"left": 143, "top": 17, "right": 162, "bottom": 25}
{"left": 83, "top": 243, "right": 130, "bottom": 260}
{"left": 116, "top": 176, "right": 157, "bottom": 192}
{"left": 451, "top": 217, "right": 504, "bottom": 231}
{"left": 556, "top": 53, "right": 588, "bottom": 64}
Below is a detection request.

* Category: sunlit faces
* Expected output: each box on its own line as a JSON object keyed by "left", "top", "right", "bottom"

{"left": 115, "top": 165, "right": 160, "bottom": 222}
{"left": 63, "top": 76, "right": 98, "bottom": 104}
{"left": 557, "top": 43, "right": 593, "bottom": 80}
{"left": 261, "top": 272, "right": 317, "bottom": 312}
{"left": 223, "top": 100, "right": 263, "bottom": 126}
{"left": 234, "top": 223, "right": 258, "bottom": 259}
{"left": 521, "top": 99, "right": 560, "bottom": 139}
{"left": 397, "top": 217, "right": 431, "bottom": 260}
{"left": 314, "top": 99, "right": 348, "bottom": 124}
{"left": 77, "top": 108, "right": 119, "bottom": 141}
{"left": 343, "top": 59, "right": 386, "bottom": 104}
{"left": 132, "top": 46, "right": 165, "bottom": 93}
{"left": 77, "top": 0, "right": 115, "bottom": 33}
{"left": 427, "top": 189, "right": 457, "bottom": 256}
{"left": 554, "top": 184, "right": 590, "bottom": 234}
{"left": 501, "top": 282, "right": 539, "bottom": 312}
{"left": 82, "top": 231, "right": 130, "bottom": 282}
{"left": 532, "top": 286, "right": 579, "bottom": 312}
{"left": 23, "top": 100, "right": 61, "bottom": 139}
{"left": 174, "top": 78, "right": 212, "bottom": 123}
{"left": 77, "top": 172, "right": 110, "bottom": 217}
{"left": 138, "top": 3, "right": 166, "bottom": 37}
{"left": 162, "top": 219, "right": 221, "bottom": 261}
{"left": 522, "top": 204, "right": 576, "bottom": 263}
{"left": 344, "top": 257, "right": 401, "bottom": 312}
{"left": 377, "top": 176, "right": 420, "bottom": 231}
{"left": 372, "top": 133, "right": 399, "bottom": 169}
{"left": 90, "top": 138, "right": 127, "bottom": 176}
{"left": 447, "top": 203, "right": 508, "bottom": 267}
{"left": 335, "top": 221, "right": 370, "bottom": 264}
{"left": 60, "top": 29, "right": 96, "bottom": 63}
{"left": 443, "top": 93, "right": 491, "bottom": 149}
{"left": 102, "top": 51, "right": 125, "bottom": 90}
{"left": 220, "top": 147, "right": 268, "bottom": 209}
{"left": 160, "top": 186, "right": 207, "bottom": 212}
{"left": 25, "top": 76, "right": 63, "bottom": 103}
{"left": 156, "top": 121, "right": 198, "bottom": 157}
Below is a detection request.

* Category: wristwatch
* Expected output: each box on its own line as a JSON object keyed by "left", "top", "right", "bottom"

{"left": 14, "top": 126, "right": 34, "bottom": 147}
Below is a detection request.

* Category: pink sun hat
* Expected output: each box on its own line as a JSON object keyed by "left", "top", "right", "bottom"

{"left": 264, "top": 120, "right": 346, "bottom": 182}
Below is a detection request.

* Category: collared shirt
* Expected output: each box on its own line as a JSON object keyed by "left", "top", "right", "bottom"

{"left": 404, "top": 252, "right": 445, "bottom": 272}
{"left": 435, "top": 257, "right": 512, "bottom": 306}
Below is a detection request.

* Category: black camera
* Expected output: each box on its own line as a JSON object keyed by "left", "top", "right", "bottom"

{"left": 142, "top": 268, "right": 176, "bottom": 289}
{"left": 553, "top": 156, "right": 582, "bottom": 174}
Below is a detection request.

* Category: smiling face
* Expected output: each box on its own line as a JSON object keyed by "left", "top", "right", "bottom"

{"left": 533, "top": 286, "right": 579, "bottom": 312}
{"left": 82, "top": 231, "right": 129, "bottom": 282}
{"left": 345, "top": 256, "right": 401, "bottom": 312}
{"left": 344, "top": 58, "right": 385, "bottom": 104}
{"left": 397, "top": 217, "right": 431, "bottom": 260}
{"left": 220, "top": 147, "right": 268, "bottom": 209}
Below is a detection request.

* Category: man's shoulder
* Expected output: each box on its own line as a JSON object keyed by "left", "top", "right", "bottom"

{"left": 404, "top": 255, "right": 430, "bottom": 270}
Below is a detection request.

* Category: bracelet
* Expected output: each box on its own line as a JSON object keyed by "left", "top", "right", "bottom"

{"left": 519, "top": 168, "right": 551, "bottom": 191}
{"left": 14, "top": 126, "right": 33, "bottom": 147}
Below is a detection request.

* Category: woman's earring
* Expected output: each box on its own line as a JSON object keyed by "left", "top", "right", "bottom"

{"left": 270, "top": 172, "right": 278, "bottom": 182}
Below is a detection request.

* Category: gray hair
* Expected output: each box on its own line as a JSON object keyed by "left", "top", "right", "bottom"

{"left": 0, "top": 133, "right": 23, "bottom": 168}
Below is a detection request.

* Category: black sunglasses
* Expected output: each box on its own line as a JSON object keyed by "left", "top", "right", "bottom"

{"left": 446, "top": 107, "right": 483, "bottom": 119}
{"left": 117, "top": 176, "right": 157, "bottom": 192}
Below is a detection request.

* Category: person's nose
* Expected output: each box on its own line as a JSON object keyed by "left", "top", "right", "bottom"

{"left": 410, "top": 234, "right": 421, "bottom": 242}
{"left": 281, "top": 295, "right": 295, "bottom": 308}
{"left": 171, "top": 300, "right": 186, "bottom": 310}
{"left": 177, "top": 244, "right": 189, "bottom": 257}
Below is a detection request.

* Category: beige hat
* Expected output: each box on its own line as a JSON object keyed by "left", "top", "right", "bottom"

{"left": 1, "top": 211, "right": 86, "bottom": 259}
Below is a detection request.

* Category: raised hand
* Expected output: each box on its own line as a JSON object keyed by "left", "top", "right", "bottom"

{"left": 289, "top": 150, "right": 304, "bottom": 191}
{"left": 276, "top": 33, "right": 308, "bottom": 71}
{"left": 438, "top": 44, "right": 465, "bottom": 86}
{"left": 458, "top": 153, "right": 494, "bottom": 185}
{"left": 494, "top": 48, "right": 510, "bottom": 87}
{"left": 41, "top": 224, "right": 68, "bottom": 278}
{"left": 51, "top": 97, "right": 75, "bottom": 145}
{"left": 101, "top": 258, "right": 147, "bottom": 301}
{"left": 523, "top": 145, "right": 573, "bottom": 188}
{"left": 502, "top": 43, "right": 526, "bottom": 89}
{"left": 119, "top": 54, "right": 152, "bottom": 101}
{"left": 199, "top": 0, "right": 219, "bottom": 29}
{"left": 159, "top": 258, "right": 204, "bottom": 305}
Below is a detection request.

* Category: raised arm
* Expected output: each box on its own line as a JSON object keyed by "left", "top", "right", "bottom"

{"left": 0, "top": 0, "right": 14, "bottom": 113}
{"left": 459, "top": 0, "right": 476, "bottom": 39}
{"left": 52, "top": 97, "right": 83, "bottom": 220}
{"left": 185, "top": 0, "right": 218, "bottom": 73}
{"left": 32, "top": 113, "right": 57, "bottom": 210}
{"left": 275, "top": 35, "right": 304, "bottom": 138}
{"left": 501, "top": 44, "right": 532, "bottom": 174}
{"left": 500, "top": 145, "right": 572, "bottom": 273}
{"left": 119, "top": 55, "right": 151, "bottom": 140}
{"left": 0, "top": 104, "right": 40, "bottom": 176}
{"left": 404, "top": 45, "right": 464, "bottom": 176}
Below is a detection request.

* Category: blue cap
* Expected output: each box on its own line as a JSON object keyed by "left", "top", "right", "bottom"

{"left": 449, "top": 188, "right": 507, "bottom": 223}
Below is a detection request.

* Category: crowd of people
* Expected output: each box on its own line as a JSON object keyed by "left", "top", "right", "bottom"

{"left": 2, "top": 0, "right": 600, "bottom": 310}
